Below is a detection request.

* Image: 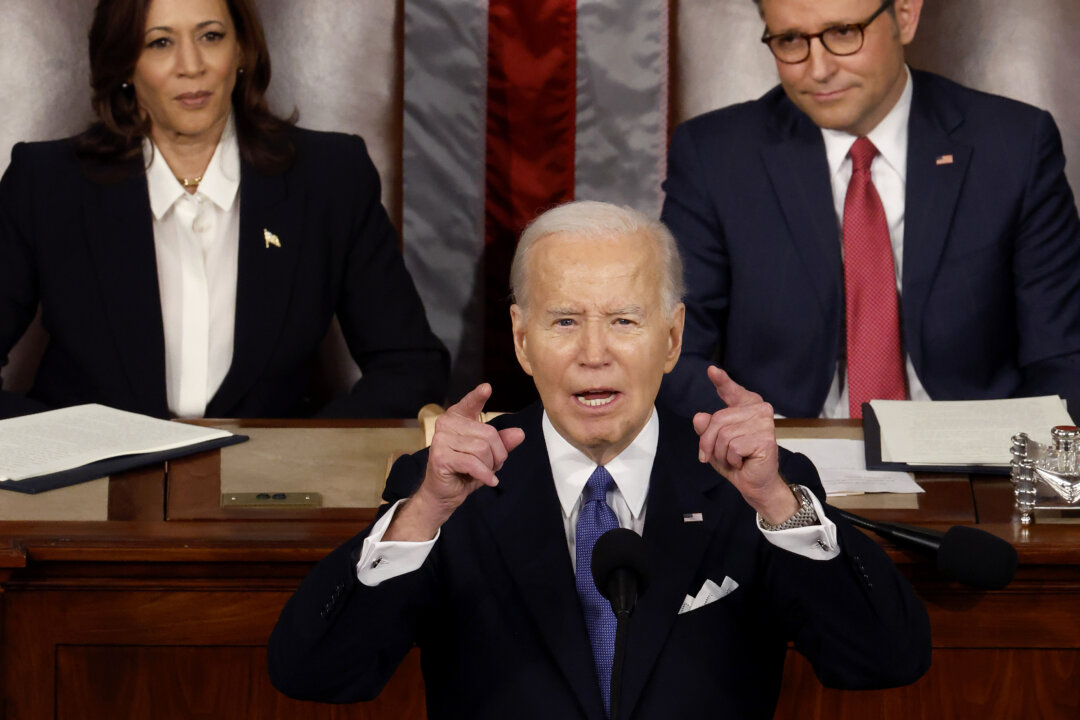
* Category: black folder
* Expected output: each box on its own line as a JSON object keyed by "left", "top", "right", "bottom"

{"left": 0, "top": 433, "right": 249, "bottom": 494}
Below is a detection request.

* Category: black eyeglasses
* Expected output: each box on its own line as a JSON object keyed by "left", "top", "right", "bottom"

{"left": 761, "top": 0, "right": 895, "bottom": 64}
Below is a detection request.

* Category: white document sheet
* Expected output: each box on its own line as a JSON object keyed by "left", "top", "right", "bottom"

{"left": 778, "top": 438, "right": 923, "bottom": 496}
{"left": 0, "top": 404, "right": 232, "bottom": 482}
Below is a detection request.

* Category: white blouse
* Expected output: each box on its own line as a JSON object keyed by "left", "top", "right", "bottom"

{"left": 144, "top": 116, "right": 240, "bottom": 418}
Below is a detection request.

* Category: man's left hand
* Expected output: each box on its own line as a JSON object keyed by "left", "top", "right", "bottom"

{"left": 692, "top": 365, "right": 799, "bottom": 525}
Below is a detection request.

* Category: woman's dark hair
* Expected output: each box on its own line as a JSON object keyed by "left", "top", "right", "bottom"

{"left": 75, "top": 0, "right": 296, "bottom": 175}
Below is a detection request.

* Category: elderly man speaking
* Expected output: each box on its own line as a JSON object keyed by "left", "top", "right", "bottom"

{"left": 269, "top": 201, "right": 930, "bottom": 719}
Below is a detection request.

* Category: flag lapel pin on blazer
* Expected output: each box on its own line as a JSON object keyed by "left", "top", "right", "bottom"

{"left": 683, "top": 512, "right": 704, "bottom": 523}
{"left": 935, "top": 154, "right": 954, "bottom": 166}
{"left": 264, "top": 229, "right": 282, "bottom": 248}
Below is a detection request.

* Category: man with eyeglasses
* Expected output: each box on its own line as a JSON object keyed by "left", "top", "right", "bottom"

{"left": 660, "top": 0, "right": 1080, "bottom": 422}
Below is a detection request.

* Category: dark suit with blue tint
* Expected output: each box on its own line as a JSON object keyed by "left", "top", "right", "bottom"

{"left": 268, "top": 404, "right": 930, "bottom": 719}
{"left": 660, "top": 70, "right": 1080, "bottom": 420}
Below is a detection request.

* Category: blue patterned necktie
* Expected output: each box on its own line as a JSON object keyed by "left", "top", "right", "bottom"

{"left": 575, "top": 465, "right": 620, "bottom": 717}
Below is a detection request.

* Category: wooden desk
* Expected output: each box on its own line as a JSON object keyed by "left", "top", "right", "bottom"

{"left": 1, "top": 420, "right": 1077, "bottom": 718}
{"left": 771, "top": 421, "right": 1080, "bottom": 718}
{"left": 0, "top": 419, "right": 419, "bottom": 719}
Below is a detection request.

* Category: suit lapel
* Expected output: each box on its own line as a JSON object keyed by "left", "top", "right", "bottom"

{"left": 82, "top": 161, "right": 168, "bottom": 416}
{"left": 476, "top": 408, "right": 607, "bottom": 720}
{"left": 620, "top": 413, "right": 725, "bottom": 717}
{"left": 208, "top": 161, "right": 305, "bottom": 416}
{"left": 760, "top": 104, "right": 844, "bottom": 316}
{"left": 902, "top": 72, "right": 971, "bottom": 374}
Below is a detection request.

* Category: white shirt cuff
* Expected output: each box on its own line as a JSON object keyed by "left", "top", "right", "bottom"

{"left": 355, "top": 498, "right": 440, "bottom": 586}
{"left": 756, "top": 486, "right": 840, "bottom": 561}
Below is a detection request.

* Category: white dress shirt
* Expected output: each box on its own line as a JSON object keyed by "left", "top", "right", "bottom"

{"left": 356, "top": 408, "right": 839, "bottom": 587}
{"left": 144, "top": 116, "right": 241, "bottom": 418}
{"left": 818, "top": 66, "right": 931, "bottom": 419}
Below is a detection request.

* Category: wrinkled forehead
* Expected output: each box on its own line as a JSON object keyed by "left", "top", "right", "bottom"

{"left": 534, "top": 229, "right": 659, "bottom": 272}
{"left": 527, "top": 230, "right": 663, "bottom": 301}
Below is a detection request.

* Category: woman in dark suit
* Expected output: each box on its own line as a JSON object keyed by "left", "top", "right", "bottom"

{"left": 0, "top": 0, "right": 448, "bottom": 419}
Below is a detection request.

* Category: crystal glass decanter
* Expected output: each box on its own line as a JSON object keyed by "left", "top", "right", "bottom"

{"left": 1010, "top": 426, "right": 1080, "bottom": 524}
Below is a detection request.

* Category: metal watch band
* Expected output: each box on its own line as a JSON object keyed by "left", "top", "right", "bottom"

{"left": 758, "top": 485, "right": 819, "bottom": 531}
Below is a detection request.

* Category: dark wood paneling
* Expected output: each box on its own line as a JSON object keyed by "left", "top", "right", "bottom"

{"left": 56, "top": 646, "right": 424, "bottom": 720}
{"left": 919, "top": 577, "right": 1080, "bottom": 648}
{"left": 2, "top": 419, "right": 1079, "bottom": 718}
{"left": 776, "top": 649, "right": 1080, "bottom": 719}
{"left": 6, "top": 557, "right": 1079, "bottom": 718}
{"left": 2, "top": 581, "right": 424, "bottom": 718}
{"left": 107, "top": 466, "right": 166, "bottom": 521}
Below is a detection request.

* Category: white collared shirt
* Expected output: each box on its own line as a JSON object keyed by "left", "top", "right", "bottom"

{"left": 144, "top": 115, "right": 241, "bottom": 418}
{"left": 819, "top": 66, "right": 931, "bottom": 418}
{"left": 355, "top": 408, "right": 838, "bottom": 587}
{"left": 546, "top": 408, "right": 656, "bottom": 572}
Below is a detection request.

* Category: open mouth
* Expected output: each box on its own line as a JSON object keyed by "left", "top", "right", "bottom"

{"left": 574, "top": 390, "right": 619, "bottom": 408}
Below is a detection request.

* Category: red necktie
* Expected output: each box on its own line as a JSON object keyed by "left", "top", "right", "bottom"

{"left": 843, "top": 137, "right": 906, "bottom": 418}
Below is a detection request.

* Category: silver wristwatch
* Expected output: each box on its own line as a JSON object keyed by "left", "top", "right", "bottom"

{"left": 758, "top": 485, "right": 819, "bottom": 531}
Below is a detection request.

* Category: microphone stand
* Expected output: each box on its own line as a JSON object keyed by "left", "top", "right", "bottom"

{"left": 592, "top": 528, "right": 651, "bottom": 719}
{"left": 831, "top": 506, "right": 1018, "bottom": 589}
{"left": 608, "top": 572, "right": 636, "bottom": 720}
{"left": 833, "top": 507, "right": 944, "bottom": 553}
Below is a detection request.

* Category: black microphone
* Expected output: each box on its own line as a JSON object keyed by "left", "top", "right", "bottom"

{"left": 833, "top": 507, "right": 1018, "bottom": 590}
{"left": 591, "top": 528, "right": 652, "bottom": 720}
{"left": 592, "top": 528, "right": 651, "bottom": 617}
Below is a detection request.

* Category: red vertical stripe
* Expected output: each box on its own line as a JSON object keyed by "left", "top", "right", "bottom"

{"left": 483, "top": 0, "right": 577, "bottom": 409}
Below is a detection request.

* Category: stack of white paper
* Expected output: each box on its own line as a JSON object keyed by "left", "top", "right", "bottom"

{"left": 870, "top": 396, "right": 1073, "bottom": 467}
{"left": 0, "top": 404, "right": 233, "bottom": 483}
{"left": 778, "top": 438, "right": 923, "bottom": 497}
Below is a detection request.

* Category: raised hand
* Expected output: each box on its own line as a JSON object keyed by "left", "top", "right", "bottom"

{"left": 386, "top": 383, "right": 525, "bottom": 541}
{"left": 691, "top": 366, "right": 798, "bottom": 525}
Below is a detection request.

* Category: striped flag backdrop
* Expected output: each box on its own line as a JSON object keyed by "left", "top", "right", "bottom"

{"left": 402, "top": 0, "right": 670, "bottom": 408}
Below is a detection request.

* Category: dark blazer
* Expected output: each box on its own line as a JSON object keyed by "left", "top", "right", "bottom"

{"left": 0, "top": 128, "right": 448, "bottom": 419}
{"left": 660, "top": 70, "right": 1080, "bottom": 420}
{"left": 268, "top": 405, "right": 930, "bottom": 719}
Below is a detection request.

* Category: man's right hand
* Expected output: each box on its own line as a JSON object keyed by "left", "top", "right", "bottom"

{"left": 384, "top": 383, "right": 525, "bottom": 542}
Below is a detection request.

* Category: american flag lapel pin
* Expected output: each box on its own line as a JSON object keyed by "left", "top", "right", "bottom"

{"left": 264, "top": 228, "right": 282, "bottom": 248}
{"left": 935, "top": 154, "right": 954, "bottom": 166}
{"left": 683, "top": 512, "right": 704, "bottom": 523}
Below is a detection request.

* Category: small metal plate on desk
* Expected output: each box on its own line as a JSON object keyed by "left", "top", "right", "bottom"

{"left": 1030, "top": 508, "right": 1080, "bottom": 524}
{"left": 221, "top": 492, "right": 323, "bottom": 508}
{"left": 828, "top": 493, "right": 920, "bottom": 510}
{"left": 216, "top": 427, "right": 424, "bottom": 508}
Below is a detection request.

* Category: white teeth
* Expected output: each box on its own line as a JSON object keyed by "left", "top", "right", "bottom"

{"left": 576, "top": 393, "right": 616, "bottom": 407}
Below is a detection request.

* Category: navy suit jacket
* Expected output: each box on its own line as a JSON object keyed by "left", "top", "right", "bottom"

{"left": 268, "top": 405, "right": 930, "bottom": 719}
{"left": 660, "top": 70, "right": 1080, "bottom": 419}
{"left": 0, "top": 127, "right": 448, "bottom": 419}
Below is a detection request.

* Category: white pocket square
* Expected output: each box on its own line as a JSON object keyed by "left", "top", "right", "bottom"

{"left": 678, "top": 576, "right": 739, "bottom": 615}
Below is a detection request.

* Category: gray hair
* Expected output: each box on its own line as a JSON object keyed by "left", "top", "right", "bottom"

{"left": 509, "top": 200, "right": 686, "bottom": 317}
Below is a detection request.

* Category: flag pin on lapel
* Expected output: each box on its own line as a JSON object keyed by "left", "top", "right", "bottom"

{"left": 935, "top": 154, "right": 954, "bottom": 166}
{"left": 264, "top": 228, "right": 282, "bottom": 248}
{"left": 683, "top": 512, "right": 704, "bottom": 523}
